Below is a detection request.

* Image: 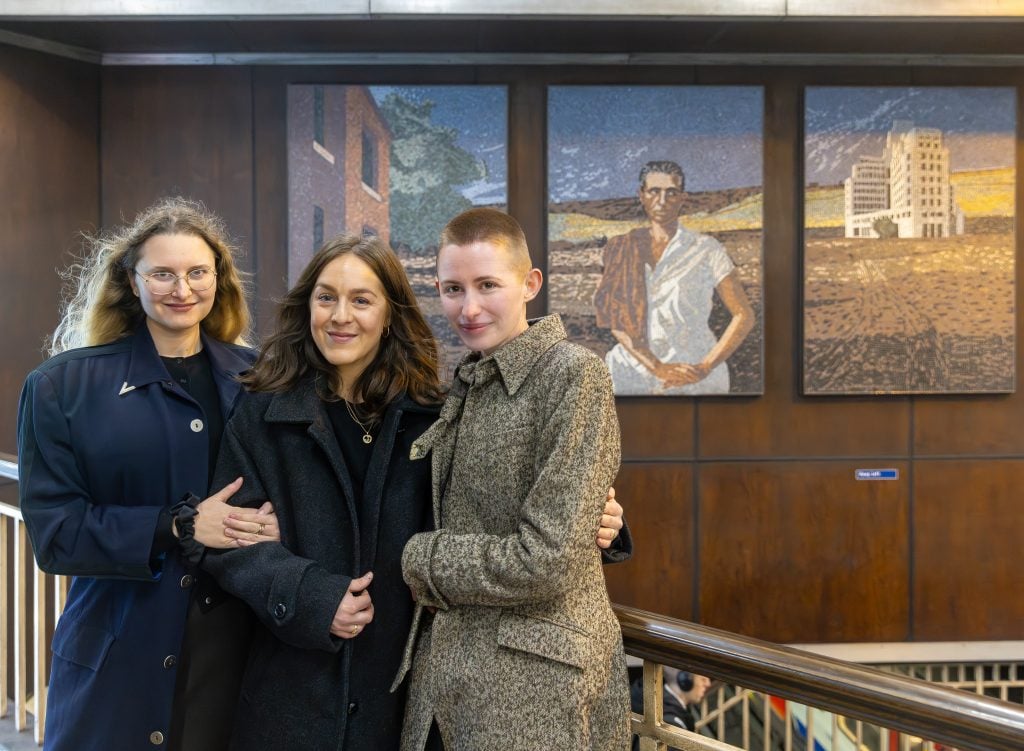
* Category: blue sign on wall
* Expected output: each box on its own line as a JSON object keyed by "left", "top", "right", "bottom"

{"left": 854, "top": 469, "right": 899, "bottom": 481}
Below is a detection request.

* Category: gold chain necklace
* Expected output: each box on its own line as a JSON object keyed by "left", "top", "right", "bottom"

{"left": 344, "top": 400, "right": 374, "bottom": 444}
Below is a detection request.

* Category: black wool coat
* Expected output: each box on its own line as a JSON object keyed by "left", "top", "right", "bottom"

{"left": 203, "top": 378, "right": 439, "bottom": 751}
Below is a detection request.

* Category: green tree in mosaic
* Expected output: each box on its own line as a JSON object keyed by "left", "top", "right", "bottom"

{"left": 379, "top": 93, "right": 487, "bottom": 250}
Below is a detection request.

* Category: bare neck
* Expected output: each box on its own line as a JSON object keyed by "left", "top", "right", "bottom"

{"left": 148, "top": 320, "right": 203, "bottom": 358}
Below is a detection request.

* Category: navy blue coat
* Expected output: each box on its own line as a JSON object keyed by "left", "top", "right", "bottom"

{"left": 17, "top": 325, "right": 254, "bottom": 751}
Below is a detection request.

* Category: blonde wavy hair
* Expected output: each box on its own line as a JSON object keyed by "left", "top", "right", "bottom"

{"left": 49, "top": 197, "right": 250, "bottom": 356}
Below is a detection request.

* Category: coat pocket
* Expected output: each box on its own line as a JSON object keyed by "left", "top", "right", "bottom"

{"left": 51, "top": 621, "right": 115, "bottom": 671}
{"left": 496, "top": 612, "right": 593, "bottom": 670}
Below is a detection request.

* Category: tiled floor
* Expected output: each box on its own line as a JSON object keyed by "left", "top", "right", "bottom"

{"left": 0, "top": 713, "right": 37, "bottom": 751}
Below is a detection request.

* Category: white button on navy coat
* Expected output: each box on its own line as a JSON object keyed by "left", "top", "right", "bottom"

{"left": 190, "top": 419, "right": 204, "bottom": 433}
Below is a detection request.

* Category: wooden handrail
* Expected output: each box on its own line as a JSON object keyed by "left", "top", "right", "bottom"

{"left": 615, "top": 604, "right": 1024, "bottom": 751}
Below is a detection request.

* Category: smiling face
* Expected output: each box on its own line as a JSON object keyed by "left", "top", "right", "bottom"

{"left": 639, "top": 171, "right": 686, "bottom": 226}
{"left": 129, "top": 233, "right": 217, "bottom": 351}
{"left": 436, "top": 240, "right": 542, "bottom": 356}
{"left": 309, "top": 253, "right": 390, "bottom": 394}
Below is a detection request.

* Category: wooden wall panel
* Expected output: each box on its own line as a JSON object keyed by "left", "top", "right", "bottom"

{"left": 913, "top": 460, "right": 1024, "bottom": 640}
{"left": 700, "top": 462, "right": 910, "bottom": 643}
{"left": 101, "top": 67, "right": 255, "bottom": 277}
{"left": 508, "top": 81, "right": 547, "bottom": 320}
{"left": 250, "top": 69, "right": 289, "bottom": 336}
{"left": 605, "top": 463, "right": 695, "bottom": 623}
{"left": 0, "top": 46, "right": 99, "bottom": 454}
{"left": 618, "top": 401, "right": 695, "bottom": 460}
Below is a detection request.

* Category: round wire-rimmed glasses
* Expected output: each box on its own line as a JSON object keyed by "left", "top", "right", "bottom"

{"left": 135, "top": 268, "right": 217, "bottom": 295}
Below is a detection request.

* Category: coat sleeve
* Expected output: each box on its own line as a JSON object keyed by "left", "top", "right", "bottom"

{"left": 602, "top": 520, "right": 633, "bottom": 564}
{"left": 202, "top": 413, "right": 350, "bottom": 653}
{"left": 402, "top": 353, "right": 621, "bottom": 609}
{"left": 17, "top": 369, "right": 164, "bottom": 580}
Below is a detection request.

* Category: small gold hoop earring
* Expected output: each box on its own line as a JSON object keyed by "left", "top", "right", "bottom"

{"left": 383, "top": 325, "right": 390, "bottom": 338}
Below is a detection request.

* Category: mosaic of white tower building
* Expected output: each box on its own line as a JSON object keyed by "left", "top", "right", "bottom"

{"left": 844, "top": 120, "right": 966, "bottom": 239}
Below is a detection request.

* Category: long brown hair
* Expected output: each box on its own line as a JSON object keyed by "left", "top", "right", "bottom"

{"left": 242, "top": 235, "right": 443, "bottom": 419}
{"left": 49, "top": 196, "right": 250, "bottom": 355}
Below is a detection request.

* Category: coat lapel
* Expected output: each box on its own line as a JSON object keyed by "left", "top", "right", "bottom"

{"left": 201, "top": 332, "right": 253, "bottom": 419}
{"left": 359, "top": 401, "right": 402, "bottom": 572}
{"left": 411, "top": 381, "right": 465, "bottom": 531}
{"left": 266, "top": 381, "right": 362, "bottom": 572}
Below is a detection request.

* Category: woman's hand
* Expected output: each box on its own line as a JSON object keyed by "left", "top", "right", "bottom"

{"left": 224, "top": 502, "right": 280, "bottom": 546}
{"left": 596, "top": 487, "right": 624, "bottom": 550}
{"left": 331, "top": 572, "right": 375, "bottom": 639}
{"left": 189, "top": 477, "right": 244, "bottom": 549}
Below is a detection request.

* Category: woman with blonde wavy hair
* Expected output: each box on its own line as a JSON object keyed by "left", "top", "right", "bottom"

{"left": 18, "top": 196, "right": 279, "bottom": 751}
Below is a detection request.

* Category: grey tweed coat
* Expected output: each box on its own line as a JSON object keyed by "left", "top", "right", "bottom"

{"left": 397, "top": 315, "right": 631, "bottom": 751}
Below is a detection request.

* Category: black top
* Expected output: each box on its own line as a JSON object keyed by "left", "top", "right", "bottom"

{"left": 152, "top": 349, "right": 224, "bottom": 557}
{"left": 324, "top": 399, "right": 377, "bottom": 504}
{"left": 161, "top": 349, "right": 224, "bottom": 482}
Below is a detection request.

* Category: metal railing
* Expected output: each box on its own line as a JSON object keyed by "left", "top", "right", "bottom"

{"left": 618, "top": 605, "right": 1024, "bottom": 751}
{"left": 3, "top": 451, "right": 1024, "bottom": 750}
{"left": 1, "top": 451, "right": 66, "bottom": 746}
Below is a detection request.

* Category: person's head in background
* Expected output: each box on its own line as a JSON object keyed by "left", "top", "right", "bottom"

{"left": 436, "top": 207, "right": 542, "bottom": 356}
{"left": 665, "top": 668, "right": 712, "bottom": 705}
{"left": 50, "top": 196, "right": 250, "bottom": 356}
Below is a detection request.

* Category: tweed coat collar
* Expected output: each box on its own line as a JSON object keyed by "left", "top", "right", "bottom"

{"left": 454, "top": 314, "right": 566, "bottom": 397}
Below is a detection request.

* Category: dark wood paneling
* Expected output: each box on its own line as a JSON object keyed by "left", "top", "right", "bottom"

{"left": 250, "top": 69, "right": 290, "bottom": 336}
{"left": 618, "top": 400, "right": 694, "bottom": 460}
{"left": 700, "top": 462, "right": 910, "bottom": 642}
{"left": 605, "top": 463, "right": 694, "bottom": 622}
{"left": 508, "top": 81, "right": 547, "bottom": 320}
{"left": 0, "top": 45, "right": 99, "bottom": 454}
{"left": 101, "top": 67, "right": 255, "bottom": 277}
{"left": 913, "top": 460, "right": 1024, "bottom": 640}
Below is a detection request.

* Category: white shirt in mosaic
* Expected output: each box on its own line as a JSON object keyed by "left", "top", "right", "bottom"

{"left": 606, "top": 224, "right": 735, "bottom": 395}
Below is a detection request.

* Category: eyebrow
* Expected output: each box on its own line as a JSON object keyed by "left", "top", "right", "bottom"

{"left": 314, "top": 282, "right": 379, "bottom": 296}
{"left": 439, "top": 275, "right": 501, "bottom": 285}
{"left": 140, "top": 264, "right": 213, "bottom": 272}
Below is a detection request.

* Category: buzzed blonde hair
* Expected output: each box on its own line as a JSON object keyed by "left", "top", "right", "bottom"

{"left": 438, "top": 207, "right": 532, "bottom": 274}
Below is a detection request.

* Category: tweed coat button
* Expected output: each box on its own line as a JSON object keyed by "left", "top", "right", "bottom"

{"left": 179, "top": 574, "right": 194, "bottom": 588}
{"left": 163, "top": 655, "right": 176, "bottom": 668}
{"left": 190, "top": 419, "right": 204, "bottom": 432}
{"left": 149, "top": 730, "right": 165, "bottom": 745}
{"left": 273, "top": 602, "right": 287, "bottom": 619}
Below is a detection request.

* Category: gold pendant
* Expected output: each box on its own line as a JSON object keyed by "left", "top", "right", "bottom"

{"left": 362, "top": 434, "right": 373, "bottom": 444}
